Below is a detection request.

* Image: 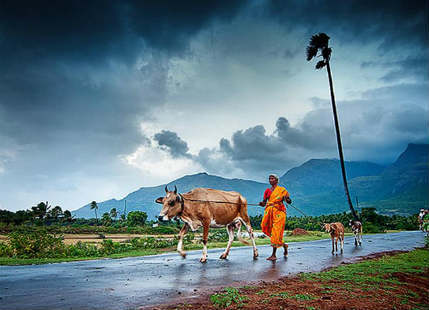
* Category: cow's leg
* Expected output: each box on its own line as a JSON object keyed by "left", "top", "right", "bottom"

{"left": 240, "top": 220, "right": 258, "bottom": 259}
{"left": 220, "top": 224, "right": 234, "bottom": 259}
{"left": 354, "top": 232, "right": 358, "bottom": 246}
{"left": 200, "top": 222, "right": 209, "bottom": 263}
{"left": 335, "top": 237, "right": 338, "bottom": 253}
{"left": 340, "top": 236, "right": 344, "bottom": 253}
{"left": 331, "top": 237, "right": 335, "bottom": 254}
{"left": 177, "top": 223, "right": 189, "bottom": 258}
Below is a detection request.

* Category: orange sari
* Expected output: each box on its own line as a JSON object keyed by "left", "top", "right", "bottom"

{"left": 261, "top": 186, "right": 289, "bottom": 248}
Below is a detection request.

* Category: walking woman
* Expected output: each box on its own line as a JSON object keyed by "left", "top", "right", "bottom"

{"left": 259, "top": 174, "right": 292, "bottom": 261}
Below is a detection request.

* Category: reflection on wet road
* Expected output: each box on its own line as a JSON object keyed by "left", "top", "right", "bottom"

{"left": 0, "top": 231, "right": 425, "bottom": 310}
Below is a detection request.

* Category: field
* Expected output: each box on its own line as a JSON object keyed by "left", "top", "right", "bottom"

{"left": 155, "top": 249, "right": 429, "bottom": 310}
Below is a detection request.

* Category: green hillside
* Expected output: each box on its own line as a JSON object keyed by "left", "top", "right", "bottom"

{"left": 73, "top": 144, "right": 428, "bottom": 219}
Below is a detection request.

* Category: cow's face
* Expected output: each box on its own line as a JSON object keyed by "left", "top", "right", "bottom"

{"left": 323, "top": 223, "right": 332, "bottom": 233}
{"left": 155, "top": 186, "right": 183, "bottom": 221}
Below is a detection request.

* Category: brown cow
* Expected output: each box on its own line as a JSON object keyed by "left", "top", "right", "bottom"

{"left": 349, "top": 220, "right": 363, "bottom": 246}
{"left": 323, "top": 222, "right": 344, "bottom": 254}
{"left": 155, "top": 186, "right": 258, "bottom": 263}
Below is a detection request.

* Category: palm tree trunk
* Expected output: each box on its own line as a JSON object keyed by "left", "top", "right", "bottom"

{"left": 326, "top": 61, "right": 359, "bottom": 221}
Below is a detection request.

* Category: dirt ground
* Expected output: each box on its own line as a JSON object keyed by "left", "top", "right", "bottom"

{"left": 149, "top": 251, "right": 429, "bottom": 310}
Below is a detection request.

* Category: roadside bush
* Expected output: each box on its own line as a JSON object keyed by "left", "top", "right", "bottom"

{"left": 0, "top": 242, "right": 13, "bottom": 257}
{"left": 8, "top": 230, "right": 65, "bottom": 258}
{"left": 363, "top": 222, "right": 384, "bottom": 233}
{"left": 208, "top": 229, "right": 229, "bottom": 242}
{"left": 65, "top": 241, "right": 99, "bottom": 257}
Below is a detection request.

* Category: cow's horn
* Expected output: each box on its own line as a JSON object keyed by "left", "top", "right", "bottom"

{"left": 165, "top": 185, "right": 168, "bottom": 193}
{"left": 174, "top": 186, "right": 177, "bottom": 194}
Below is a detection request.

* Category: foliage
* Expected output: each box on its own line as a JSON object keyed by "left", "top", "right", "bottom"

{"left": 8, "top": 229, "right": 65, "bottom": 258}
{"left": 0, "top": 242, "right": 13, "bottom": 257}
{"left": 0, "top": 230, "right": 178, "bottom": 259}
{"left": 210, "top": 287, "right": 248, "bottom": 308}
{"left": 101, "top": 212, "right": 112, "bottom": 226}
{"left": 208, "top": 229, "right": 229, "bottom": 242}
{"left": 126, "top": 211, "right": 147, "bottom": 226}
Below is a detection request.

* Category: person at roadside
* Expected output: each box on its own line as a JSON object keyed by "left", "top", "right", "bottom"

{"left": 259, "top": 174, "right": 292, "bottom": 261}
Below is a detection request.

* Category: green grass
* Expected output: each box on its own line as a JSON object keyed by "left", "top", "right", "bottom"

{"left": 210, "top": 287, "right": 248, "bottom": 308}
{"left": 301, "top": 248, "right": 429, "bottom": 288}
{"left": 270, "top": 292, "right": 316, "bottom": 301}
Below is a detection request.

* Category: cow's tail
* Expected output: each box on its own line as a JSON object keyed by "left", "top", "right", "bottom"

{"left": 237, "top": 195, "right": 251, "bottom": 245}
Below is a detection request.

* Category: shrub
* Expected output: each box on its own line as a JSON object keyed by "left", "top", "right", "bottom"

{"left": 0, "top": 242, "right": 13, "bottom": 257}
{"left": 8, "top": 230, "right": 65, "bottom": 258}
{"left": 208, "top": 229, "right": 229, "bottom": 242}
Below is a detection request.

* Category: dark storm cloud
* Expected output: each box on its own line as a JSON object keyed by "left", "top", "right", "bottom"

{"left": 266, "top": 0, "right": 428, "bottom": 51}
{"left": 0, "top": 0, "right": 247, "bottom": 65}
{"left": 362, "top": 56, "right": 429, "bottom": 82}
{"left": 153, "top": 130, "right": 191, "bottom": 158}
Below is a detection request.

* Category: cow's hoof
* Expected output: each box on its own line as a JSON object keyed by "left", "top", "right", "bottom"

{"left": 200, "top": 258, "right": 207, "bottom": 263}
{"left": 180, "top": 252, "right": 187, "bottom": 258}
{"left": 219, "top": 253, "right": 228, "bottom": 259}
{"left": 253, "top": 250, "right": 259, "bottom": 259}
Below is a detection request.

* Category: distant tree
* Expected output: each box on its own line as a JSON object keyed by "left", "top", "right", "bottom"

{"left": 49, "top": 206, "right": 63, "bottom": 220}
{"left": 101, "top": 212, "right": 112, "bottom": 226}
{"left": 127, "top": 211, "right": 147, "bottom": 226}
{"left": 110, "top": 208, "right": 118, "bottom": 221}
{"left": 306, "top": 33, "right": 359, "bottom": 221}
{"left": 120, "top": 213, "right": 126, "bottom": 221}
{"left": 31, "top": 201, "right": 51, "bottom": 221}
{"left": 63, "top": 210, "right": 73, "bottom": 223}
{"left": 90, "top": 201, "right": 99, "bottom": 224}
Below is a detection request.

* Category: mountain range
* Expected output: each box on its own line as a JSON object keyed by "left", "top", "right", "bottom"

{"left": 73, "top": 143, "right": 428, "bottom": 220}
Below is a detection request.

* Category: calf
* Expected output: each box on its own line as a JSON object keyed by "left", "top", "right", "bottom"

{"left": 323, "top": 222, "right": 344, "bottom": 254}
{"left": 349, "top": 220, "right": 363, "bottom": 246}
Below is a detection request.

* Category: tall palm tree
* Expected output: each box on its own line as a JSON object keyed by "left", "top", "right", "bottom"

{"left": 306, "top": 33, "right": 359, "bottom": 221}
{"left": 90, "top": 201, "right": 99, "bottom": 224}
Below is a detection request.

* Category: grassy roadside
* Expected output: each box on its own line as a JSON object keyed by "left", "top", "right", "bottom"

{"left": 0, "top": 231, "right": 344, "bottom": 265}
{"left": 160, "top": 248, "right": 429, "bottom": 310}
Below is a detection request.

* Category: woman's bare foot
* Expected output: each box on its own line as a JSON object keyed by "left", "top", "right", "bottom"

{"left": 266, "top": 255, "right": 277, "bottom": 261}
{"left": 283, "top": 244, "right": 288, "bottom": 257}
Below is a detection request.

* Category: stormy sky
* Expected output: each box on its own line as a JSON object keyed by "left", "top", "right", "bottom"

{"left": 0, "top": 0, "right": 427, "bottom": 211}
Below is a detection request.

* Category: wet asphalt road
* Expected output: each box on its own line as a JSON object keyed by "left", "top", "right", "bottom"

{"left": 0, "top": 231, "right": 425, "bottom": 310}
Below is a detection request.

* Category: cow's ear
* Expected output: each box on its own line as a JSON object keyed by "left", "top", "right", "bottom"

{"left": 155, "top": 197, "right": 164, "bottom": 204}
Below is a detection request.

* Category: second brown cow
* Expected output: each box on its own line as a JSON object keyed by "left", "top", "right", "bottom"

{"left": 323, "top": 222, "right": 345, "bottom": 254}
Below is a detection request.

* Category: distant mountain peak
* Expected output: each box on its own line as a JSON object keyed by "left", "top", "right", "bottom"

{"left": 393, "top": 143, "right": 429, "bottom": 168}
